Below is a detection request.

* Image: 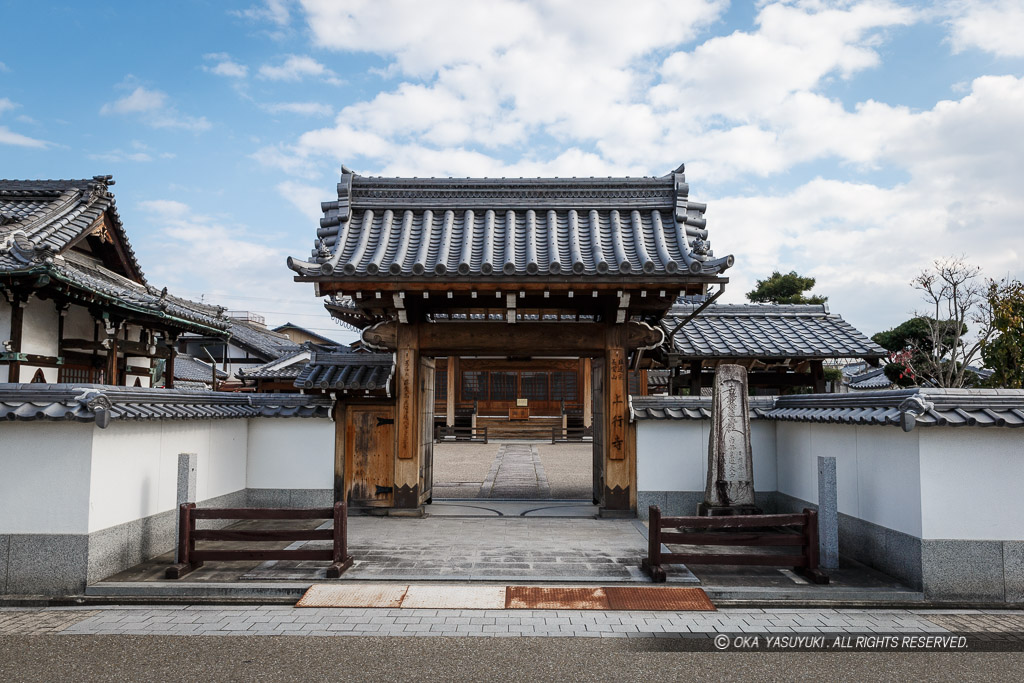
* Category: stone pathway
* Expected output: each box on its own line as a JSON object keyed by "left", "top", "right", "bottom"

{"left": 240, "top": 517, "right": 694, "bottom": 583}
{"left": 5, "top": 605, "right": 1019, "bottom": 639}
{"left": 480, "top": 444, "right": 550, "bottom": 499}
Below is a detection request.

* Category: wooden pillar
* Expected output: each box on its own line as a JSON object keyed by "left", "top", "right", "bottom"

{"left": 689, "top": 360, "right": 703, "bottom": 396}
{"left": 602, "top": 325, "right": 631, "bottom": 513}
{"left": 165, "top": 338, "right": 176, "bottom": 389}
{"left": 582, "top": 357, "right": 592, "bottom": 427}
{"left": 106, "top": 323, "right": 119, "bottom": 386}
{"left": 811, "top": 360, "right": 826, "bottom": 394}
{"left": 393, "top": 324, "right": 421, "bottom": 512}
{"left": 7, "top": 295, "right": 25, "bottom": 382}
{"left": 446, "top": 356, "right": 457, "bottom": 427}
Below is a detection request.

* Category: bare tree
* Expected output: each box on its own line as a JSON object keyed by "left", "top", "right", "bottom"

{"left": 910, "top": 256, "right": 995, "bottom": 388}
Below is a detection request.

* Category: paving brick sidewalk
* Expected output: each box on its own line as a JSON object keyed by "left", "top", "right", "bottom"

{"left": 4, "top": 606, "right": 1022, "bottom": 638}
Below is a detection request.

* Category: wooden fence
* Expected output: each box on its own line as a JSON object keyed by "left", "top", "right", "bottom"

{"left": 166, "top": 502, "right": 353, "bottom": 579}
{"left": 434, "top": 424, "right": 488, "bottom": 443}
{"left": 642, "top": 506, "right": 828, "bottom": 584}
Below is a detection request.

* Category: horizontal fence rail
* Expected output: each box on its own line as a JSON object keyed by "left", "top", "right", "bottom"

{"left": 642, "top": 506, "right": 828, "bottom": 585}
{"left": 434, "top": 424, "right": 488, "bottom": 443}
{"left": 551, "top": 425, "right": 594, "bottom": 443}
{"left": 166, "top": 502, "right": 353, "bottom": 579}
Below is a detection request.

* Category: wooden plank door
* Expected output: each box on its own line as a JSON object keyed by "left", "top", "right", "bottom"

{"left": 345, "top": 405, "right": 396, "bottom": 507}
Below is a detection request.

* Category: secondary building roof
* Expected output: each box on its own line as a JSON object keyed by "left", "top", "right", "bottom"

{"left": 288, "top": 164, "right": 733, "bottom": 282}
{"left": 173, "top": 353, "right": 230, "bottom": 386}
{"left": 225, "top": 318, "right": 300, "bottom": 360}
{"left": 664, "top": 303, "right": 886, "bottom": 361}
{"left": 294, "top": 351, "right": 394, "bottom": 392}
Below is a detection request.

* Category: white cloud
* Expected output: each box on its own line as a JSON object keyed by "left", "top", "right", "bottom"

{"left": 203, "top": 53, "right": 249, "bottom": 78}
{"left": 233, "top": 0, "right": 291, "bottom": 26}
{"left": 277, "top": 180, "right": 327, "bottom": 223}
{"left": 0, "top": 98, "right": 50, "bottom": 147}
{"left": 0, "top": 61, "right": 9, "bottom": 72}
{"left": 261, "top": 101, "right": 333, "bottom": 116}
{"left": 944, "top": 0, "right": 1024, "bottom": 57}
{"left": 89, "top": 149, "right": 152, "bottom": 162}
{"left": 258, "top": 55, "right": 342, "bottom": 84}
{"left": 252, "top": 1, "right": 1022, "bottom": 331}
{"left": 101, "top": 85, "right": 212, "bottom": 132}
{"left": 137, "top": 197, "right": 334, "bottom": 333}
{"left": 0, "top": 126, "right": 49, "bottom": 148}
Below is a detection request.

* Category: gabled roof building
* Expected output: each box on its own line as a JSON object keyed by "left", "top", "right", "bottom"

{"left": 1, "top": 176, "right": 228, "bottom": 386}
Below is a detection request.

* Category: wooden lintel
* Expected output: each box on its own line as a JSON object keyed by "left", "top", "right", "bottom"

{"left": 683, "top": 371, "right": 820, "bottom": 388}
{"left": 364, "top": 321, "right": 662, "bottom": 356}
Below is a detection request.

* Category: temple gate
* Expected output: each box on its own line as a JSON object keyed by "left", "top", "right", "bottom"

{"left": 288, "top": 165, "right": 732, "bottom": 515}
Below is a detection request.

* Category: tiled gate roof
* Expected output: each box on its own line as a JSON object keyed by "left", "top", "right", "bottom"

{"left": 288, "top": 165, "right": 733, "bottom": 280}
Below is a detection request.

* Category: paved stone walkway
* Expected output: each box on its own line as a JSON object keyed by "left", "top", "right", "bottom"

{"left": 5, "top": 605, "right": 1022, "bottom": 638}
{"left": 480, "top": 445, "right": 551, "bottom": 499}
{"left": 241, "top": 517, "right": 694, "bottom": 583}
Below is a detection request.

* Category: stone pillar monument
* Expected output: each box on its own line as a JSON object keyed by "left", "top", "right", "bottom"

{"left": 698, "top": 364, "right": 761, "bottom": 516}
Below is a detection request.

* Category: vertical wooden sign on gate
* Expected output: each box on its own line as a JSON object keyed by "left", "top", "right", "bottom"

{"left": 397, "top": 348, "right": 416, "bottom": 460}
{"left": 608, "top": 347, "right": 626, "bottom": 461}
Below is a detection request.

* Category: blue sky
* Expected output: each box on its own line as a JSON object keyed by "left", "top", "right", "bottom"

{"left": 2, "top": 0, "right": 1023, "bottom": 344}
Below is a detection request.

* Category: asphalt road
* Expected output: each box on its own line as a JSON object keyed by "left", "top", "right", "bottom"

{"left": 1, "top": 635, "right": 1022, "bottom": 682}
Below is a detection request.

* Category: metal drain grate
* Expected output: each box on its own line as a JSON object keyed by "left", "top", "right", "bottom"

{"left": 505, "top": 586, "right": 609, "bottom": 610}
{"left": 604, "top": 586, "right": 715, "bottom": 611}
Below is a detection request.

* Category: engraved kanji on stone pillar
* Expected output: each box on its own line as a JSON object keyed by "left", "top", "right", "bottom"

{"left": 699, "top": 364, "right": 761, "bottom": 516}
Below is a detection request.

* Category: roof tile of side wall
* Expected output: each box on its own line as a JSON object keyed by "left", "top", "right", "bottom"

{"left": 630, "top": 389, "right": 1024, "bottom": 429}
{"left": 288, "top": 165, "right": 733, "bottom": 279}
{"left": 0, "top": 384, "right": 331, "bottom": 426}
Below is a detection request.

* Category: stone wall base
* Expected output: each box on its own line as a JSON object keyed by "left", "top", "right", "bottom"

{"left": 1, "top": 488, "right": 333, "bottom": 596}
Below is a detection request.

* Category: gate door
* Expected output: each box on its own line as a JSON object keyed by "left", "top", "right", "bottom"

{"left": 345, "top": 405, "right": 396, "bottom": 507}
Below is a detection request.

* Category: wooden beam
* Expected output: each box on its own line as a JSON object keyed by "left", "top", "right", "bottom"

{"left": 361, "top": 321, "right": 660, "bottom": 356}
{"left": 683, "top": 371, "right": 820, "bottom": 388}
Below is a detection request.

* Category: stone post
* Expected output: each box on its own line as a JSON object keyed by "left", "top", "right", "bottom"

{"left": 175, "top": 453, "right": 197, "bottom": 563}
{"left": 817, "top": 456, "right": 839, "bottom": 569}
{"left": 698, "top": 364, "right": 760, "bottom": 516}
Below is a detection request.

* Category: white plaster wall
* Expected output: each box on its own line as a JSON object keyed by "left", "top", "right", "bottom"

{"left": 63, "top": 304, "right": 94, "bottom": 341}
{"left": 18, "top": 364, "right": 58, "bottom": 383}
{"left": 776, "top": 422, "right": 923, "bottom": 537}
{"left": 636, "top": 420, "right": 777, "bottom": 493}
{"left": 919, "top": 429, "right": 1024, "bottom": 540}
{"left": 88, "top": 420, "right": 248, "bottom": 533}
{"left": 21, "top": 297, "right": 58, "bottom": 357}
{"left": 0, "top": 422, "right": 93, "bottom": 534}
{"left": 246, "top": 418, "right": 334, "bottom": 489}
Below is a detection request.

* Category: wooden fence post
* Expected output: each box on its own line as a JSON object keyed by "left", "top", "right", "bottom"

{"left": 327, "top": 501, "right": 354, "bottom": 578}
{"left": 643, "top": 506, "right": 667, "bottom": 582}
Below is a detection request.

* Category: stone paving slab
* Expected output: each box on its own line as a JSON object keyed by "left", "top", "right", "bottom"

{"left": 0, "top": 605, "right": 988, "bottom": 639}
{"left": 240, "top": 516, "right": 697, "bottom": 584}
